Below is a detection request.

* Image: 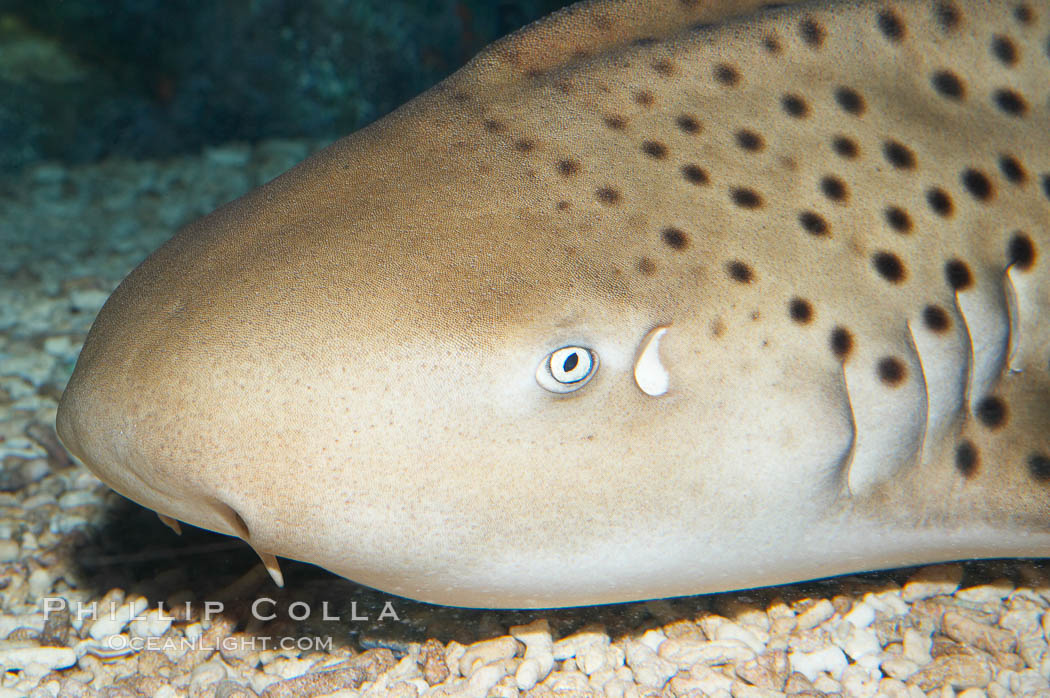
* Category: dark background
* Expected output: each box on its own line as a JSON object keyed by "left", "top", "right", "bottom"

{"left": 0, "top": 0, "right": 574, "bottom": 172}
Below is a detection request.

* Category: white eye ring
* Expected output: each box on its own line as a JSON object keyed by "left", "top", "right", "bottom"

{"left": 536, "top": 346, "right": 598, "bottom": 393}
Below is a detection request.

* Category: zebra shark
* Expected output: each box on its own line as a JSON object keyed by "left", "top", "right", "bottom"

{"left": 57, "top": 0, "right": 1050, "bottom": 607}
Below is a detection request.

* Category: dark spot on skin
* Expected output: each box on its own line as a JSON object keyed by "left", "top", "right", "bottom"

{"left": 830, "top": 326, "right": 854, "bottom": 359}
{"left": 638, "top": 257, "right": 657, "bottom": 275}
{"left": 872, "top": 251, "right": 906, "bottom": 283}
{"left": 961, "top": 169, "right": 993, "bottom": 201}
{"left": 1014, "top": 4, "right": 1034, "bottom": 24}
{"left": 884, "top": 206, "right": 912, "bottom": 233}
{"left": 813, "top": 178, "right": 845, "bottom": 205}
{"left": 883, "top": 141, "right": 916, "bottom": 169}
{"left": 483, "top": 119, "right": 505, "bottom": 133}
{"left": 642, "top": 140, "right": 668, "bottom": 159}
{"left": 1008, "top": 232, "right": 1036, "bottom": 270}
{"left": 923, "top": 304, "right": 951, "bottom": 333}
{"left": 934, "top": 1, "right": 960, "bottom": 31}
{"left": 782, "top": 94, "right": 809, "bottom": 117}
{"left": 555, "top": 201, "right": 570, "bottom": 211}
{"left": 877, "top": 9, "right": 905, "bottom": 41}
{"left": 677, "top": 114, "right": 701, "bottom": 134}
{"left": 654, "top": 58, "right": 676, "bottom": 76}
{"left": 999, "top": 154, "right": 1026, "bottom": 183}
{"left": 596, "top": 186, "right": 621, "bottom": 204}
{"left": 877, "top": 356, "right": 907, "bottom": 386}
{"left": 710, "top": 318, "right": 726, "bottom": 338}
{"left": 832, "top": 136, "right": 859, "bottom": 158}
{"left": 735, "top": 130, "right": 764, "bottom": 151}
{"left": 762, "top": 35, "right": 782, "bottom": 53}
{"left": 714, "top": 64, "right": 739, "bottom": 86}
{"left": 931, "top": 70, "right": 965, "bottom": 99}
{"left": 635, "top": 90, "right": 655, "bottom": 107}
{"left": 730, "top": 187, "right": 762, "bottom": 208}
{"left": 1042, "top": 174, "right": 1050, "bottom": 200}
{"left": 750, "top": 310, "right": 761, "bottom": 322}
{"left": 789, "top": 297, "right": 813, "bottom": 324}
{"left": 604, "top": 115, "right": 628, "bottom": 130}
{"left": 975, "top": 396, "right": 1008, "bottom": 429}
{"left": 944, "top": 258, "right": 973, "bottom": 290}
{"left": 514, "top": 138, "right": 536, "bottom": 153}
{"left": 955, "top": 441, "right": 978, "bottom": 477}
{"left": 927, "top": 187, "right": 954, "bottom": 216}
{"left": 1030, "top": 454, "right": 1050, "bottom": 481}
{"left": 726, "top": 260, "right": 753, "bottom": 283}
{"left": 993, "top": 89, "right": 1027, "bottom": 116}
{"left": 452, "top": 90, "right": 470, "bottom": 103}
{"left": 681, "top": 165, "right": 709, "bottom": 184}
{"left": 834, "top": 87, "right": 865, "bottom": 115}
{"left": 799, "top": 211, "right": 829, "bottom": 235}
{"left": 662, "top": 227, "right": 689, "bottom": 250}
{"left": 799, "top": 18, "right": 824, "bottom": 46}
{"left": 991, "top": 35, "right": 1019, "bottom": 65}
{"left": 556, "top": 159, "right": 580, "bottom": 176}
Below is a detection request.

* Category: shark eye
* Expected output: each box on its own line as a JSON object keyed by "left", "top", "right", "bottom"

{"left": 536, "top": 346, "right": 598, "bottom": 393}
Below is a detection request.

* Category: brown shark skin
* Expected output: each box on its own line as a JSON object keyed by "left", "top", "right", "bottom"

{"left": 58, "top": 0, "right": 1050, "bottom": 607}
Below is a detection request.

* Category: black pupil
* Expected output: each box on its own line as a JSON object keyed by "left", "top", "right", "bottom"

{"left": 562, "top": 352, "right": 580, "bottom": 373}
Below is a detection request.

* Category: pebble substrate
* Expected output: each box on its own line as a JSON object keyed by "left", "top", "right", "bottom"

{"left": 3, "top": 143, "right": 1050, "bottom": 697}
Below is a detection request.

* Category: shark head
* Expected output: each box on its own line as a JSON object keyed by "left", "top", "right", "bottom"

{"left": 58, "top": 0, "right": 1050, "bottom": 607}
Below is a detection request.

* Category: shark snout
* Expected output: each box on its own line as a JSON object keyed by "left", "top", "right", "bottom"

{"left": 54, "top": 393, "right": 85, "bottom": 469}
{"left": 57, "top": 350, "right": 251, "bottom": 541}
{"left": 56, "top": 353, "right": 156, "bottom": 510}
{"left": 57, "top": 361, "right": 119, "bottom": 484}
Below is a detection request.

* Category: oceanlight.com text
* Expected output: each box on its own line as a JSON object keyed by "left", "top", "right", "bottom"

{"left": 104, "top": 634, "right": 334, "bottom": 653}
